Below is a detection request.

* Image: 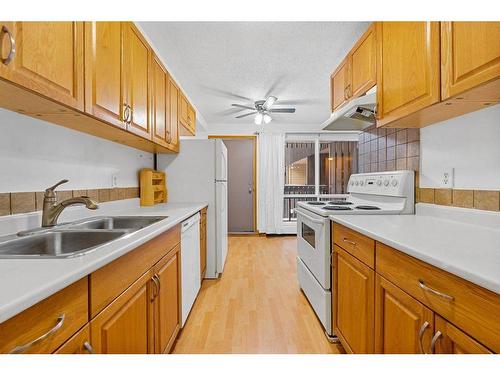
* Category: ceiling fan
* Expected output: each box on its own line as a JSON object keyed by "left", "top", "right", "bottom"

{"left": 231, "top": 96, "right": 296, "bottom": 125}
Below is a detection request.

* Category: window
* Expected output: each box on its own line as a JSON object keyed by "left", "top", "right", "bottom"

{"left": 283, "top": 135, "right": 358, "bottom": 221}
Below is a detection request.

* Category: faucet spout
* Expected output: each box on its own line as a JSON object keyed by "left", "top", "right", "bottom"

{"left": 60, "top": 196, "right": 99, "bottom": 210}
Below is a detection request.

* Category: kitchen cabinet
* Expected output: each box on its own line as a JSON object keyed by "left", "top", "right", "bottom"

{"left": 441, "top": 22, "right": 500, "bottom": 100}
{"left": 432, "top": 316, "right": 492, "bottom": 354}
{"left": 151, "top": 54, "right": 172, "bottom": 148}
{"left": 179, "top": 91, "right": 196, "bottom": 136}
{"left": 124, "top": 22, "right": 151, "bottom": 139}
{"left": 330, "top": 58, "right": 349, "bottom": 111}
{"left": 0, "top": 22, "right": 84, "bottom": 111}
{"left": 375, "top": 275, "right": 433, "bottom": 354}
{"left": 200, "top": 207, "right": 207, "bottom": 279}
{"left": 84, "top": 21, "right": 126, "bottom": 129}
{"left": 333, "top": 246, "right": 375, "bottom": 353}
{"left": 54, "top": 324, "right": 94, "bottom": 354}
{"left": 187, "top": 104, "right": 196, "bottom": 133}
{"left": 169, "top": 77, "right": 180, "bottom": 150}
{"left": 91, "top": 271, "right": 154, "bottom": 354}
{"left": 152, "top": 245, "right": 182, "bottom": 354}
{"left": 375, "top": 22, "right": 441, "bottom": 127}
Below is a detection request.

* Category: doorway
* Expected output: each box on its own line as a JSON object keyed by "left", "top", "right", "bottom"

{"left": 209, "top": 136, "right": 256, "bottom": 233}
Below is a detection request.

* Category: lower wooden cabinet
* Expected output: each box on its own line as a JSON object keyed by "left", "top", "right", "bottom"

{"left": 90, "top": 271, "right": 154, "bottom": 354}
{"left": 54, "top": 324, "right": 93, "bottom": 354}
{"left": 333, "top": 246, "right": 375, "bottom": 353}
{"left": 152, "top": 245, "right": 182, "bottom": 354}
{"left": 432, "top": 316, "right": 492, "bottom": 354}
{"left": 375, "top": 275, "right": 434, "bottom": 354}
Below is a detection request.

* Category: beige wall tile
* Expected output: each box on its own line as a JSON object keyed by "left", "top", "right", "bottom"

{"left": 419, "top": 188, "right": 435, "bottom": 204}
{"left": 109, "top": 188, "right": 120, "bottom": 201}
{"left": 378, "top": 136, "right": 386, "bottom": 150}
{"left": 35, "top": 191, "right": 44, "bottom": 211}
{"left": 377, "top": 128, "right": 386, "bottom": 138}
{"left": 386, "top": 132, "right": 396, "bottom": 148}
{"left": 11, "top": 192, "right": 36, "bottom": 214}
{"left": 386, "top": 160, "right": 395, "bottom": 171}
{"left": 396, "top": 144, "right": 407, "bottom": 159}
{"left": 474, "top": 190, "right": 500, "bottom": 211}
{"left": 407, "top": 156, "right": 419, "bottom": 171}
{"left": 407, "top": 141, "right": 420, "bottom": 157}
{"left": 118, "top": 188, "right": 127, "bottom": 200}
{"left": 434, "top": 189, "right": 453, "bottom": 206}
{"left": 0, "top": 193, "right": 10, "bottom": 216}
{"left": 407, "top": 128, "right": 420, "bottom": 143}
{"left": 452, "top": 190, "right": 473, "bottom": 208}
{"left": 396, "top": 129, "right": 407, "bottom": 145}
{"left": 86, "top": 189, "right": 99, "bottom": 202}
{"left": 56, "top": 190, "right": 73, "bottom": 204}
{"left": 378, "top": 149, "right": 386, "bottom": 162}
{"left": 72, "top": 190, "right": 87, "bottom": 198}
{"left": 396, "top": 158, "right": 407, "bottom": 170}
{"left": 385, "top": 127, "right": 397, "bottom": 135}
{"left": 386, "top": 146, "right": 396, "bottom": 161}
{"left": 98, "top": 189, "right": 111, "bottom": 203}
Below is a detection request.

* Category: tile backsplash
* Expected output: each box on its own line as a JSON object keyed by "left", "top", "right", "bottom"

{"left": 358, "top": 126, "right": 420, "bottom": 174}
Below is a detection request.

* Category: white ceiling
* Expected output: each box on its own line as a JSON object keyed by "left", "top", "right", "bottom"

{"left": 139, "top": 22, "right": 369, "bottom": 132}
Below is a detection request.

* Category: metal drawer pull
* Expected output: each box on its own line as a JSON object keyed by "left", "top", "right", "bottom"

{"left": 343, "top": 238, "right": 356, "bottom": 246}
{"left": 1, "top": 26, "right": 16, "bottom": 65}
{"left": 151, "top": 275, "right": 160, "bottom": 301}
{"left": 9, "top": 314, "right": 65, "bottom": 354}
{"left": 83, "top": 341, "right": 95, "bottom": 354}
{"left": 418, "top": 321, "right": 430, "bottom": 354}
{"left": 123, "top": 103, "right": 131, "bottom": 124}
{"left": 430, "top": 331, "right": 442, "bottom": 354}
{"left": 154, "top": 274, "right": 161, "bottom": 294}
{"left": 418, "top": 279, "right": 454, "bottom": 301}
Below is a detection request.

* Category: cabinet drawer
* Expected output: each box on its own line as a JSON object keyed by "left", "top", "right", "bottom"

{"left": 376, "top": 242, "right": 500, "bottom": 353}
{"left": 54, "top": 324, "right": 93, "bottom": 354}
{"left": 333, "top": 223, "right": 375, "bottom": 268}
{"left": 0, "top": 278, "right": 88, "bottom": 354}
{"left": 90, "top": 225, "right": 181, "bottom": 317}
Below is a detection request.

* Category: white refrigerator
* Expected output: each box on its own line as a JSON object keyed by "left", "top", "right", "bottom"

{"left": 158, "top": 139, "right": 228, "bottom": 278}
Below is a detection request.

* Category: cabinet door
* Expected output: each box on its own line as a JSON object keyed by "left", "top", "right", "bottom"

{"left": 376, "top": 22, "right": 440, "bottom": 126}
{"left": 331, "top": 58, "right": 349, "bottom": 111}
{"left": 334, "top": 246, "right": 375, "bottom": 353}
{"left": 124, "top": 22, "right": 151, "bottom": 139}
{"left": 54, "top": 324, "right": 94, "bottom": 354}
{"left": 432, "top": 315, "right": 492, "bottom": 354}
{"left": 178, "top": 92, "right": 189, "bottom": 128}
{"left": 153, "top": 245, "right": 181, "bottom": 354}
{"left": 375, "top": 275, "right": 434, "bottom": 354}
{"left": 90, "top": 271, "right": 154, "bottom": 354}
{"left": 168, "top": 78, "right": 180, "bottom": 150}
{"left": 0, "top": 22, "right": 84, "bottom": 111}
{"left": 350, "top": 23, "right": 376, "bottom": 99}
{"left": 84, "top": 22, "right": 125, "bottom": 129}
{"left": 151, "top": 54, "right": 170, "bottom": 148}
{"left": 441, "top": 22, "right": 500, "bottom": 100}
{"left": 187, "top": 104, "right": 196, "bottom": 134}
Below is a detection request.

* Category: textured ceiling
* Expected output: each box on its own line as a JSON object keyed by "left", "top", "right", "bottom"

{"left": 139, "top": 22, "right": 369, "bottom": 131}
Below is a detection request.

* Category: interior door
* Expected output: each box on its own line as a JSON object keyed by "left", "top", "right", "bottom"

{"left": 215, "top": 139, "right": 228, "bottom": 181}
{"left": 223, "top": 139, "right": 255, "bottom": 232}
{"left": 216, "top": 181, "right": 228, "bottom": 274}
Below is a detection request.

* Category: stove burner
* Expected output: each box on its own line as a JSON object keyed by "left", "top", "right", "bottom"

{"left": 307, "top": 201, "right": 326, "bottom": 206}
{"left": 323, "top": 206, "right": 353, "bottom": 211}
{"left": 327, "top": 201, "right": 353, "bottom": 205}
{"left": 355, "top": 205, "right": 381, "bottom": 210}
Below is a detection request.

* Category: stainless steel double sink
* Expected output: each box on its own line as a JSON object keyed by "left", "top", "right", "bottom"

{"left": 0, "top": 216, "right": 167, "bottom": 259}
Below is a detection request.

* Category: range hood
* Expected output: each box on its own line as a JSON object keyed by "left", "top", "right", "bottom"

{"left": 322, "top": 88, "right": 376, "bottom": 131}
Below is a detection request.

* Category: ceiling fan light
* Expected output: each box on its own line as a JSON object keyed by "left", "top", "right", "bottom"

{"left": 263, "top": 114, "right": 272, "bottom": 124}
{"left": 254, "top": 113, "right": 263, "bottom": 125}
{"left": 264, "top": 96, "right": 277, "bottom": 109}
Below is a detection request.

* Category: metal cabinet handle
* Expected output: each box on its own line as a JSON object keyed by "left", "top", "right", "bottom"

{"left": 429, "top": 331, "right": 442, "bottom": 354}
{"left": 1, "top": 26, "right": 16, "bottom": 65}
{"left": 418, "top": 321, "right": 430, "bottom": 354}
{"left": 83, "top": 341, "right": 95, "bottom": 354}
{"left": 151, "top": 275, "right": 159, "bottom": 301}
{"left": 9, "top": 314, "right": 65, "bottom": 354}
{"left": 123, "top": 103, "right": 131, "bottom": 124}
{"left": 418, "top": 279, "right": 454, "bottom": 301}
{"left": 154, "top": 274, "right": 161, "bottom": 295}
{"left": 343, "top": 238, "right": 356, "bottom": 246}
{"left": 166, "top": 130, "right": 171, "bottom": 143}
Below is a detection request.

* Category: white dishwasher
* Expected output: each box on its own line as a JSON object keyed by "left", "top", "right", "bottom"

{"left": 180, "top": 213, "right": 201, "bottom": 326}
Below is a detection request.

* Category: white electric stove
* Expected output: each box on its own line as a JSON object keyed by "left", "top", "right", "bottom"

{"left": 295, "top": 170, "right": 415, "bottom": 340}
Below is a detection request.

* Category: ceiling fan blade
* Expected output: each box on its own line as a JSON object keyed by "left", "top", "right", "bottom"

{"left": 276, "top": 99, "right": 317, "bottom": 105}
{"left": 231, "top": 104, "right": 256, "bottom": 110}
{"left": 270, "top": 108, "right": 296, "bottom": 113}
{"left": 236, "top": 111, "right": 257, "bottom": 119}
{"left": 263, "top": 96, "right": 277, "bottom": 110}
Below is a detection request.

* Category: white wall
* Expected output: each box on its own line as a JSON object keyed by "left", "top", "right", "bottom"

{"left": 0, "top": 109, "right": 154, "bottom": 192}
{"left": 420, "top": 105, "right": 500, "bottom": 190}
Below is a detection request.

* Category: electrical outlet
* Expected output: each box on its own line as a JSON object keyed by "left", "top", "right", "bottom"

{"left": 442, "top": 168, "right": 454, "bottom": 188}
{"left": 111, "top": 174, "right": 118, "bottom": 188}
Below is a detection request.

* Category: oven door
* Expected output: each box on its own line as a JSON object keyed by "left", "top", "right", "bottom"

{"left": 295, "top": 207, "right": 330, "bottom": 289}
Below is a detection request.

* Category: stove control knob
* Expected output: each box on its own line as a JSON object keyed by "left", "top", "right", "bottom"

{"left": 384, "top": 179, "right": 389, "bottom": 186}
{"left": 360, "top": 181, "right": 364, "bottom": 186}
{"left": 355, "top": 181, "right": 359, "bottom": 186}
{"left": 377, "top": 180, "right": 382, "bottom": 186}
{"left": 392, "top": 179, "right": 398, "bottom": 187}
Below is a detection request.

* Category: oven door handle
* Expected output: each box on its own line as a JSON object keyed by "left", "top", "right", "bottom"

{"left": 294, "top": 208, "right": 325, "bottom": 224}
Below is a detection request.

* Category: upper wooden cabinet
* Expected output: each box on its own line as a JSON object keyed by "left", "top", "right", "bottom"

{"left": 178, "top": 91, "right": 196, "bottom": 136}
{"left": 441, "top": 22, "right": 500, "bottom": 100}
{"left": 151, "top": 54, "right": 171, "bottom": 148}
{"left": 376, "top": 22, "right": 441, "bottom": 126}
{"left": 0, "top": 22, "right": 84, "bottom": 111}
{"left": 84, "top": 22, "right": 126, "bottom": 129}
{"left": 330, "top": 24, "right": 376, "bottom": 111}
{"left": 168, "top": 77, "right": 180, "bottom": 150}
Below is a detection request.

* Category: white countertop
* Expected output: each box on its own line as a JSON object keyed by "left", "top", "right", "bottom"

{"left": 329, "top": 203, "right": 500, "bottom": 294}
{"left": 0, "top": 200, "right": 207, "bottom": 324}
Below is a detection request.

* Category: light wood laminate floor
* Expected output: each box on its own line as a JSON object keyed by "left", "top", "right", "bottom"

{"left": 172, "top": 235, "right": 344, "bottom": 354}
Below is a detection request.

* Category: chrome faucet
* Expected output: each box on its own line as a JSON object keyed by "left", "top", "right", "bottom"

{"left": 42, "top": 180, "right": 98, "bottom": 227}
